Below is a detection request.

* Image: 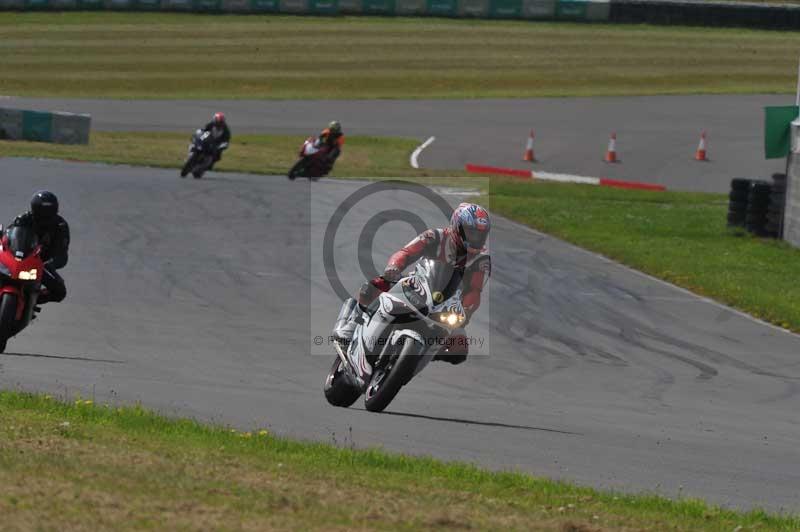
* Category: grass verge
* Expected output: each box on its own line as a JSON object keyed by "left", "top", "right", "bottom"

{"left": 1, "top": 13, "right": 800, "bottom": 99}
{"left": 487, "top": 179, "right": 800, "bottom": 332}
{"left": 0, "top": 131, "right": 455, "bottom": 179}
{"left": 1, "top": 390, "right": 798, "bottom": 531}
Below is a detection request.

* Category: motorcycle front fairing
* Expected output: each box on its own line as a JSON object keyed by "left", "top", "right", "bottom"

{"left": 343, "top": 259, "right": 466, "bottom": 388}
{"left": 0, "top": 226, "right": 44, "bottom": 323}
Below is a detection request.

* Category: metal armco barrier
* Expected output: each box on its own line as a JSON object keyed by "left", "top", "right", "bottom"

{"left": 784, "top": 121, "right": 800, "bottom": 248}
{"left": 0, "top": 0, "right": 611, "bottom": 20}
{"left": 0, "top": 108, "right": 91, "bottom": 145}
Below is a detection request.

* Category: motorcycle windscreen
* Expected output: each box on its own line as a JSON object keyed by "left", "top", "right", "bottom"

{"left": 423, "top": 259, "right": 463, "bottom": 300}
{"left": 400, "top": 259, "right": 463, "bottom": 312}
{"left": 4, "top": 226, "right": 38, "bottom": 259}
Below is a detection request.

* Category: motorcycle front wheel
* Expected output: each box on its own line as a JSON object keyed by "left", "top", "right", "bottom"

{"left": 323, "top": 356, "right": 361, "bottom": 408}
{"left": 364, "top": 337, "right": 423, "bottom": 413}
{"left": 180, "top": 153, "right": 197, "bottom": 178}
{"left": 288, "top": 159, "right": 306, "bottom": 180}
{"left": 0, "top": 293, "right": 18, "bottom": 353}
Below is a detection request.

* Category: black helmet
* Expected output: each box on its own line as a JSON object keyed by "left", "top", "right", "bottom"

{"left": 31, "top": 191, "right": 59, "bottom": 222}
{"left": 328, "top": 120, "right": 342, "bottom": 135}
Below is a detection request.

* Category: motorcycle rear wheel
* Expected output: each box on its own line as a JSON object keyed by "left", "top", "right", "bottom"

{"left": 364, "top": 338, "right": 423, "bottom": 413}
{"left": 324, "top": 356, "right": 361, "bottom": 408}
{"left": 0, "top": 293, "right": 18, "bottom": 353}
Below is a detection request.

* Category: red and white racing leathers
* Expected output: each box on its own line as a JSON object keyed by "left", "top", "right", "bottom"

{"left": 358, "top": 227, "right": 491, "bottom": 320}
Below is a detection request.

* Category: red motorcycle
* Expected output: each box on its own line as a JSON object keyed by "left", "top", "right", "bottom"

{"left": 287, "top": 137, "right": 334, "bottom": 181}
{"left": 0, "top": 224, "right": 45, "bottom": 352}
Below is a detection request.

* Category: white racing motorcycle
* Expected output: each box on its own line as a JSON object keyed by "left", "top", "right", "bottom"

{"left": 325, "top": 258, "right": 468, "bottom": 413}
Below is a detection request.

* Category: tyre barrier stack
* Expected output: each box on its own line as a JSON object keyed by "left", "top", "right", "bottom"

{"left": 727, "top": 176, "right": 787, "bottom": 238}
{"left": 746, "top": 181, "right": 772, "bottom": 237}
{"left": 766, "top": 173, "right": 787, "bottom": 238}
{"left": 727, "top": 178, "right": 749, "bottom": 229}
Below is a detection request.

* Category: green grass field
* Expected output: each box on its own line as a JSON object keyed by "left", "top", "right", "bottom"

{"left": 0, "top": 131, "right": 449, "bottom": 178}
{"left": 2, "top": 391, "right": 798, "bottom": 531}
{"left": 1, "top": 12, "right": 800, "bottom": 99}
{"left": 487, "top": 179, "right": 800, "bottom": 332}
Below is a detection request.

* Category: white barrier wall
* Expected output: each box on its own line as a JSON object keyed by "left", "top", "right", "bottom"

{"left": 0, "top": 108, "right": 90, "bottom": 145}
{"left": 785, "top": 120, "right": 800, "bottom": 247}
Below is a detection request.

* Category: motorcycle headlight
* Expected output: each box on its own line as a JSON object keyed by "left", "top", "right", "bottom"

{"left": 433, "top": 311, "right": 465, "bottom": 327}
{"left": 18, "top": 268, "right": 37, "bottom": 280}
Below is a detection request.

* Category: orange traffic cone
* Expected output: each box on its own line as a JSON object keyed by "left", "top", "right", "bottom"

{"left": 695, "top": 130, "right": 708, "bottom": 161}
{"left": 604, "top": 132, "right": 618, "bottom": 163}
{"left": 523, "top": 130, "right": 536, "bottom": 162}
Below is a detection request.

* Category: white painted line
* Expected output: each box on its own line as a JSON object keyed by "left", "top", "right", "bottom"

{"left": 410, "top": 136, "right": 436, "bottom": 169}
{"left": 534, "top": 171, "right": 600, "bottom": 186}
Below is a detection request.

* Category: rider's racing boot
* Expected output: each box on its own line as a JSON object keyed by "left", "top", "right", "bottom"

{"left": 432, "top": 328, "right": 469, "bottom": 365}
{"left": 332, "top": 298, "right": 360, "bottom": 345}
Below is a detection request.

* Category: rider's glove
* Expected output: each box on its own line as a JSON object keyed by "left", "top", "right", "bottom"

{"left": 14, "top": 212, "right": 34, "bottom": 227}
{"left": 357, "top": 276, "right": 393, "bottom": 307}
{"left": 383, "top": 265, "right": 402, "bottom": 283}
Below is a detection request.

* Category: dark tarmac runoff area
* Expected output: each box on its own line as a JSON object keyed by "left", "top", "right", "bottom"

{"left": 1, "top": 157, "right": 799, "bottom": 512}
{"left": 3, "top": 94, "right": 791, "bottom": 193}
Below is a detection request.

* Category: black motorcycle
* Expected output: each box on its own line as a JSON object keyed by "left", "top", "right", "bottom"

{"left": 180, "top": 129, "right": 216, "bottom": 179}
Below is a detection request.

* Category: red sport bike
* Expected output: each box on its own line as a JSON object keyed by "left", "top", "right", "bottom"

{"left": 287, "top": 137, "right": 335, "bottom": 181}
{"left": 0, "top": 224, "right": 45, "bottom": 352}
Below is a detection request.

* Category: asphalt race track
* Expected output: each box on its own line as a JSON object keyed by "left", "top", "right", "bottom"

{"left": 1, "top": 158, "right": 799, "bottom": 512}
{"left": 2, "top": 95, "right": 790, "bottom": 193}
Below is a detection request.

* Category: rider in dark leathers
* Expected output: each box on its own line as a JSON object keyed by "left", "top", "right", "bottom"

{"left": 8, "top": 191, "right": 70, "bottom": 305}
{"left": 202, "top": 112, "right": 231, "bottom": 170}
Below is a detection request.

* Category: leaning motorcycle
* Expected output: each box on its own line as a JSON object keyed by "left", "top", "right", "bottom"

{"left": 324, "top": 258, "right": 468, "bottom": 412}
{"left": 287, "top": 137, "right": 334, "bottom": 181}
{"left": 180, "top": 129, "right": 216, "bottom": 179}
{"left": 0, "top": 224, "right": 45, "bottom": 353}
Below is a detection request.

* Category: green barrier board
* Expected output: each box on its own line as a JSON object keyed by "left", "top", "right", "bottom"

{"left": 133, "top": 0, "right": 161, "bottom": 9}
{"left": 51, "top": 0, "right": 77, "bottom": 8}
{"left": 162, "top": 0, "right": 192, "bottom": 9}
{"left": 459, "top": 0, "right": 488, "bottom": 16}
{"left": 765, "top": 106, "right": 799, "bottom": 159}
{"left": 77, "top": 0, "right": 104, "bottom": 8}
{"left": 103, "top": 0, "right": 133, "bottom": 8}
{"left": 309, "top": 0, "right": 337, "bottom": 13}
{"left": 24, "top": 0, "right": 50, "bottom": 9}
{"left": 194, "top": 0, "right": 221, "bottom": 9}
{"left": 222, "top": 0, "right": 250, "bottom": 10}
{"left": 362, "top": 0, "right": 394, "bottom": 14}
{"left": 279, "top": 0, "right": 307, "bottom": 11}
{"left": 396, "top": 0, "right": 423, "bottom": 14}
{"left": 337, "top": 0, "right": 359, "bottom": 11}
{"left": 22, "top": 111, "right": 53, "bottom": 143}
{"left": 250, "top": 0, "right": 278, "bottom": 9}
{"left": 556, "top": 0, "right": 587, "bottom": 18}
{"left": 522, "top": 0, "right": 554, "bottom": 18}
{"left": 489, "top": 0, "right": 521, "bottom": 17}
{"left": 426, "top": 0, "right": 456, "bottom": 15}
